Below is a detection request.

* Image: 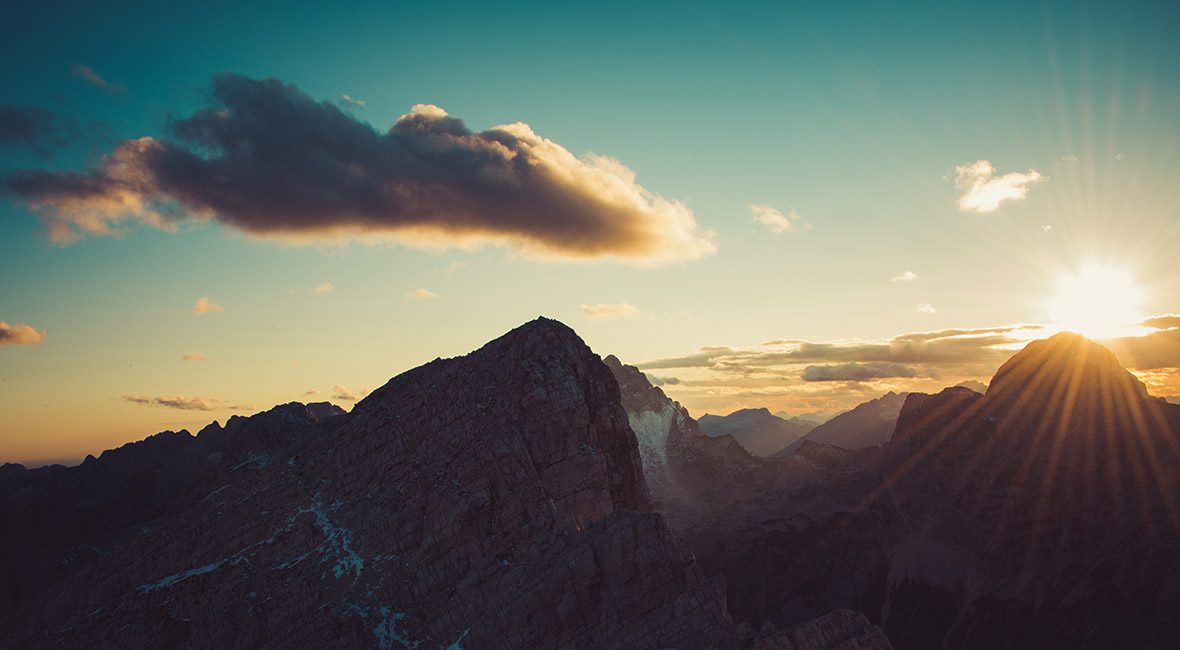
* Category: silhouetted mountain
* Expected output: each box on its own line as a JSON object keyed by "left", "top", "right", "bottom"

{"left": 0, "top": 318, "right": 891, "bottom": 649}
{"left": 682, "top": 333, "right": 1180, "bottom": 649}
{"left": 771, "top": 392, "right": 907, "bottom": 458}
{"left": 699, "top": 408, "right": 814, "bottom": 456}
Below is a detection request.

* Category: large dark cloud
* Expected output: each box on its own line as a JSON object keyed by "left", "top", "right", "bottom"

{"left": 3, "top": 74, "right": 714, "bottom": 262}
{"left": 0, "top": 104, "right": 76, "bottom": 156}
{"left": 801, "top": 362, "right": 921, "bottom": 382}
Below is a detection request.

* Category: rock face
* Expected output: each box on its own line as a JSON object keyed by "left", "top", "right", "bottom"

{"left": 771, "top": 392, "right": 907, "bottom": 458}
{"left": 699, "top": 408, "right": 814, "bottom": 457}
{"left": 0, "top": 319, "right": 737, "bottom": 649}
{"left": 685, "top": 333, "right": 1180, "bottom": 649}
{"left": 0, "top": 318, "right": 892, "bottom": 650}
{"left": 601, "top": 356, "right": 832, "bottom": 528}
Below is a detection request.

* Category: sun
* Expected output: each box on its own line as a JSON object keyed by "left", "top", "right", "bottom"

{"left": 1048, "top": 264, "right": 1145, "bottom": 340}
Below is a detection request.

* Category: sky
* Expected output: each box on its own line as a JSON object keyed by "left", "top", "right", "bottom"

{"left": 2, "top": 0, "right": 1179, "bottom": 464}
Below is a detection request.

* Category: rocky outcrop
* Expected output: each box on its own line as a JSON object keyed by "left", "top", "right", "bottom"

{"left": 0, "top": 319, "right": 747, "bottom": 649}
{"left": 699, "top": 408, "right": 814, "bottom": 457}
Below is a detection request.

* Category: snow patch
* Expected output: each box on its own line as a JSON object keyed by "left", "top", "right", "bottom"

{"left": 627, "top": 403, "right": 675, "bottom": 473}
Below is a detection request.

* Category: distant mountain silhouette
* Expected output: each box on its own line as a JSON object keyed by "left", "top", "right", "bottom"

{"left": 698, "top": 408, "right": 814, "bottom": 456}
{"left": 683, "top": 332, "right": 1180, "bottom": 649}
{"left": 0, "top": 319, "right": 891, "bottom": 649}
{"left": 771, "top": 392, "right": 908, "bottom": 458}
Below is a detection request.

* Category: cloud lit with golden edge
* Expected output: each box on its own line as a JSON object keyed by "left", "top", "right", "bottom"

{"left": 4, "top": 75, "right": 716, "bottom": 265}
{"left": 123, "top": 394, "right": 252, "bottom": 411}
{"left": 181, "top": 352, "right": 206, "bottom": 362}
{"left": 332, "top": 385, "right": 369, "bottom": 401}
{"left": 581, "top": 303, "right": 643, "bottom": 320}
{"left": 750, "top": 204, "right": 804, "bottom": 234}
{"left": 0, "top": 321, "right": 46, "bottom": 346}
{"left": 192, "top": 296, "right": 223, "bottom": 315}
{"left": 639, "top": 319, "right": 1180, "bottom": 416}
{"left": 953, "top": 160, "right": 1043, "bottom": 213}
{"left": 406, "top": 288, "right": 438, "bottom": 300}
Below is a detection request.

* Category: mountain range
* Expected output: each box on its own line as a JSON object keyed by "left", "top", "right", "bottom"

{"left": 3, "top": 321, "right": 1177, "bottom": 648}
{"left": 770, "top": 391, "right": 908, "bottom": 458}
{"left": 698, "top": 409, "right": 814, "bottom": 457}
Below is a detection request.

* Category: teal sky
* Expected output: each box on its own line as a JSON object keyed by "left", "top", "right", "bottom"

{"left": 3, "top": 1, "right": 1179, "bottom": 463}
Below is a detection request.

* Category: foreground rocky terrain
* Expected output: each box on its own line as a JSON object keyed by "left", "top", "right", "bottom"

{"left": 6, "top": 320, "right": 1174, "bottom": 648}
{"left": 680, "top": 333, "right": 1180, "bottom": 648}
{"left": 1, "top": 318, "right": 890, "bottom": 649}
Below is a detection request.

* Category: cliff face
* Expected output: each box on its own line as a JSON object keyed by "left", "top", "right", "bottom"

{"left": 601, "top": 355, "right": 837, "bottom": 530}
{"left": 0, "top": 318, "right": 746, "bottom": 649}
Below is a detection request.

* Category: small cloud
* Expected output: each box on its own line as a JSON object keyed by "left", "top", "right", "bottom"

{"left": 123, "top": 394, "right": 251, "bottom": 411}
{"left": 332, "top": 384, "right": 369, "bottom": 401}
{"left": 645, "top": 373, "right": 680, "bottom": 386}
{"left": 751, "top": 204, "right": 804, "bottom": 234}
{"left": 1115, "top": 153, "right": 1126, "bottom": 161}
{"left": 953, "top": 160, "right": 1043, "bottom": 213}
{"left": 339, "top": 93, "right": 366, "bottom": 108}
{"left": 801, "top": 362, "right": 920, "bottom": 382}
{"left": 1140, "top": 314, "right": 1180, "bottom": 330}
{"left": 916, "top": 303, "right": 936, "bottom": 314}
{"left": 581, "top": 303, "right": 643, "bottom": 320}
{"left": 891, "top": 270, "right": 919, "bottom": 283}
{"left": 313, "top": 281, "right": 335, "bottom": 295}
{"left": 407, "top": 288, "right": 438, "bottom": 300}
{"left": 1061, "top": 154, "right": 1079, "bottom": 162}
{"left": 69, "top": 63, "right": 125, "bottom": 93}
{"left": 181, "top": 352, "right": 206, "bottom": 362}
{"left": 955, "top": 379, "right": 989, "bottom": 393}
{"left": 304, "top": 388, "right": 319, "bottom": 396}
{"left": 1041, "top": 224, "right": 1053, "bottom": 232}
{"left": 0, "top": 321, "right": 46, "bottom": 346}
{"left": 192, "top": 296, "right": 224, "bottom": 315}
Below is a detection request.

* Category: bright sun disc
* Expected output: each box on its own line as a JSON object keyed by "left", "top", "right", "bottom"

{"left": 1048, "top": 264, "right": 1144, "bottom": 340}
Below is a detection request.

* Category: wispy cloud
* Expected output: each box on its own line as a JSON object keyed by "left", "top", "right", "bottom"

{"left": 123, "top": 394, "right": 251, "bottom": 411}
{"left": 69, "top": 63, "right": 125, "bottom": 93}
{"left": 407, "top": 288, "right": 438, "bottom": 300}
{"left": 0, "top": 321, "right": 46, "bottom": 346}
{"left": 332, "top": 384, "right": 369, "bottom": 401}
{"left": 192, "top": 296, "right": 224, "bottom": 315}
{"left": 801, "top": 361, "right": 921, "bottom": 382}
{"left": 953, "top": 160, "right": 1043, "bottom": 213}
{"left": 339, "top": 93, "right": 365, "bottom": 108}
{"left": 645, "top": 373, "right": 680, "bottom": 386}
{"left": 581, "top": 303, "right": 643, "bottom": 320}
{"left": 313, "top": 281, "right": 334, "bottom": 295}
{"left": 0, "top": 104, "right": 83, "bottom": 156}
{"left": 916, "top": 303, "right": 936, "bottom": 314}
{"left": 891, "top": 270, "right": 919, "bottom": 283}
{"left": 181, "top": 352, "right": 206, "bottom": 362}
{"left": 304, "top": 388, "right": 319, "bottom": 396}
{"left": 5, "top": 74, "right": 715, "bottom": 264}
{"left": 751, "top": 204, "right": 805, "bottom": 234}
